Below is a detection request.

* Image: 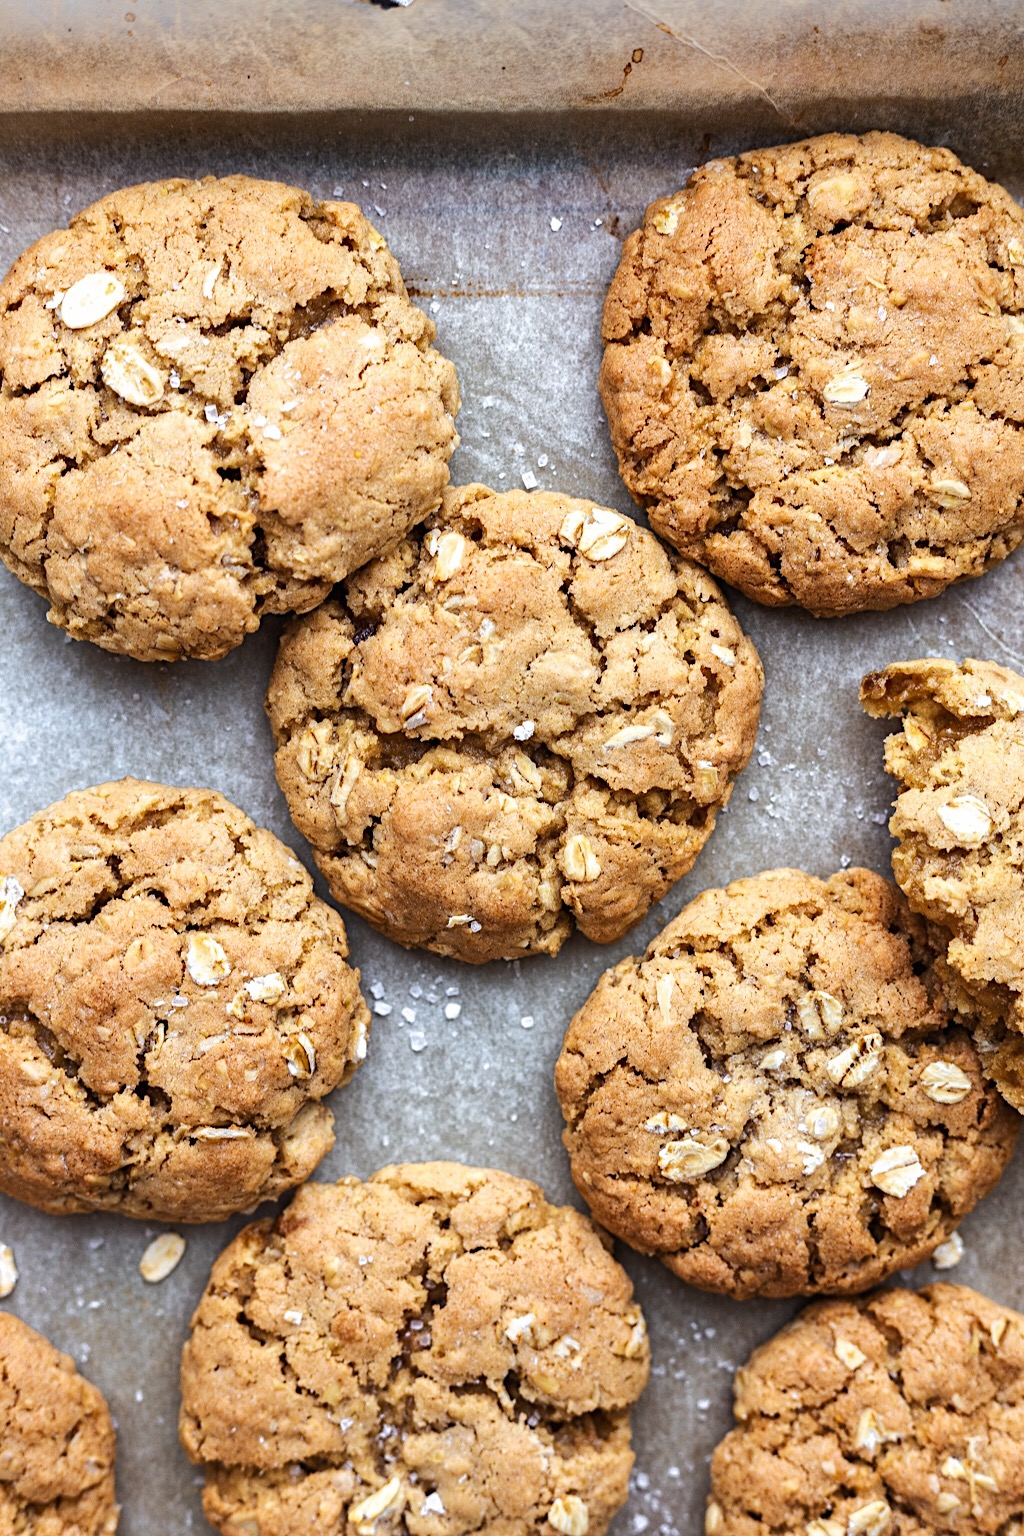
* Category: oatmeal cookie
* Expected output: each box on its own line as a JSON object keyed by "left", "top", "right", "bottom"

{"left": 862, "top": 655, "right": 1024, "bottom": 1112}
{"left": 555, "top": 868, "right": 1017, "bottom": 1298}
{"left": 0, "top": 1310, "right": 118, "bottom": 1535}
{"left": 0, "top": 175, "right": 460, "bottom": 660}
{"left": 179, "top": 1160, "right": 650, "bottom": 1536}
{"left": 0, "top": 778, "right": 369, "bottom": 1222}
{"left": 601, "top": 132, "right": 1024, "bottom": 616}
{"left": 266, "top": 482, "right": 763, "bottom": 963}
{"left": 707, "top": 1283, "right": 1024, "bottom": 1536}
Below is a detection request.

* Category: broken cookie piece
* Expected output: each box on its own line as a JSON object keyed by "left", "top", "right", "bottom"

{"left": 862, "top": 655, "right": 1024, "bottom": 1111}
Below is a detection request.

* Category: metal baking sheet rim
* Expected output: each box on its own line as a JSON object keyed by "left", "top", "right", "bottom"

{"left": 2, "top": 0, "right": 1024, "bottom": 116}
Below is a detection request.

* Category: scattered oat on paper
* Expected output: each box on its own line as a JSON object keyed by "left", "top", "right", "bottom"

{"left": 0, "top": 1242, "right": 18, "bottom": 1298}
{"left": 139, "top": 1232, "right": 186, "bottom": 1283}
{"left": 932, "top": 1232, "right": 966, "bottom": 1271}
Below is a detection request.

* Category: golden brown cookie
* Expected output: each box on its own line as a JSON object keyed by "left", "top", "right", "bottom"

{"left": 266, "top": 481, "right": 763, "bottom": 963}
{"left": 0, "top": 778, "right": 369, "bottom": 1222}
{"left": 0, "top": 175, "right": 460, "bottom": 661}
{"left": 0, "top": 1310, "right": 118, "bottom": 1535}
{"left": 179, "top": 1160, "right": 650, "bottom": 1536}
{"left": 601, "top": 132, "right": 1024, "bottom": 616}
{"left": 862, "top": 656, "right": 1024, "bottom": 1113}
{"left": 707, "top": 1283, "right": 1024, "bottom": 1536}
{"left": 555, "top": 868, "right": 1017, "bottom": 1299}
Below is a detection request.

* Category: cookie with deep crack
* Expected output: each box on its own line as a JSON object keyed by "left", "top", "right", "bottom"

{"left": 0, "top": 1309, "right": 118, "bottom": 1535}
{"left": 0, "top": 778, "right": 370, "bottom": 1222}
{"left": 179, "top": 1160, "right": 650, "bottom": 1536}
{"left": 0, "top": 175, "right": 460, "bottom": 660}
{"left": 601, "top": 132, "right": 1024, "bottom": 616}
{"left": 707, "top": 1283, "right": 1024, "bottom": 1536}
{"left": 555, "top": 868, "right": 1017, "bottom": 1298}
{"left": 862, "top": 655, "right": 1024, "bottom": 1113}
{"left": 266, "top": 482, "right": 763, "bottom": 963}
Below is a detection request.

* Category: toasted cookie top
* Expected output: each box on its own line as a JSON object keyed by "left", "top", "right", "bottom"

{"left": 0, "top": 1310, "right": 118, "bottom": 1535}
{"left": 708, "top": 1284, "right": 1024, "bottom": 1536}
{"left": 601, "top": 132, "right": 1024, "bottom": 616}
{"left": 179, "top": 1160, "right": 650, "bottom": 1536}
{"left": 266, "top": 482, "right": 763, "bottom": 962}
{"left": 862, "top": 655, "right": 1024, "bottom": 1111}
{"left": 0, "top": 778, "right": 369, "bottom": 1221}
{"left": 556, "top": 868, "right": 1017, "bottom": 1297}
{"left": 0, "top": 175, "right": 459, "bottom": 660}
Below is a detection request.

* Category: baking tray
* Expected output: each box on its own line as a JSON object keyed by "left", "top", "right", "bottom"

{"left": 2, "top": 10, "right": 1024, "bottom": 1533}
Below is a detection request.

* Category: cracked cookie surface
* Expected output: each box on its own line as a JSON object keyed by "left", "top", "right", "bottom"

{"left": 179, "top": 1160, "right": 650, "bottom": 1536}
{"left": 0, "top": 778, "right": 369, "bottom": 1222}
{"left": 0, "top": 175, "right": 460, "bottom": 661}
{"left": 0, "top": 1309, "right": 118, "bottom": 1535}
{"left": 707, "top": 1283, "right": 1024, "bottom": 1536}
{"left": 862, "top": 655, "right": 1024, "bottom": 1113}
{"left": 554, "top": 868, "right": 1017, "bottom": 1299}
{"left": 601, "top": 132, "right": 1024, "bottom": 616}
{"left": 266, "top": 482, "right": 763, "bottom": 963}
